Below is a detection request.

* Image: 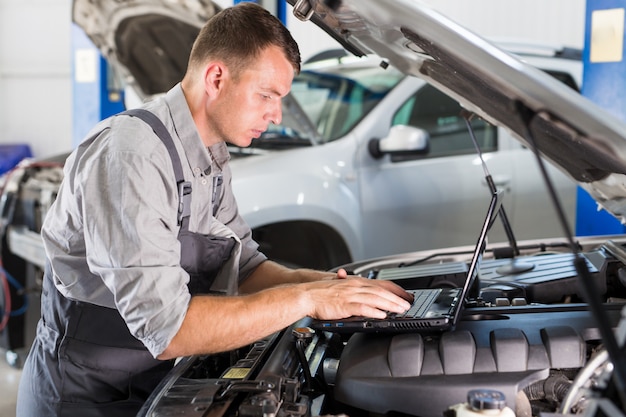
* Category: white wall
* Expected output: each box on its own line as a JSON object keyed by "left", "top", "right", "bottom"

{"left": 0, "top": 0, "right": 72, "bottom": 159}
{"left": 427, "top": 1, "right": 586, "bottom": 49}
{"left": 0, "top": 0, "right": 586, "bottom": 159}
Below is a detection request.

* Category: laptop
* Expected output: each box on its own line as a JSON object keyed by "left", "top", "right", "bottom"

{"left": 310, "top": 189, "right": 503, "bottom": 333}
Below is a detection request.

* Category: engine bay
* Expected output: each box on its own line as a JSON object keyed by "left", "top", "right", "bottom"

{"left": 138, "top": 237, "right": 626, "bottom": 417}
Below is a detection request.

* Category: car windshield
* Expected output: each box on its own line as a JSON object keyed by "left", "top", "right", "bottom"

{"left": 233, "top": 59, "right": 404, "bottom": 153}
{"left": 289, "top": 63, "right": 404, "bottom": 142}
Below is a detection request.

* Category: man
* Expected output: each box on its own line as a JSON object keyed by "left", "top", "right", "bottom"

{"left": 16, "top": 3, "right": 412, "bottom": 416}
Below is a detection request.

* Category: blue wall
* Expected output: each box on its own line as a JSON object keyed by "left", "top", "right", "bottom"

{"left": 71, "top": 25, "right": 125, "bottom": 147}
{"left": 577, "top": 1, "right": 626, "bottom": 235}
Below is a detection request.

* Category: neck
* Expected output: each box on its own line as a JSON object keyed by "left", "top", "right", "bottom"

{"left": 181, "top": 79, "right": 220, "bottom": 148}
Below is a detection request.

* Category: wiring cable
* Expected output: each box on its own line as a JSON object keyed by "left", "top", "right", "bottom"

{"left": 0, "top": 263, "right": 28, "bottom": 332}
{"left": 0, "top": 263, "right": 10, "bottom": 332}
{"left": 3, "top": 265, "right": 27, "bottom": 316}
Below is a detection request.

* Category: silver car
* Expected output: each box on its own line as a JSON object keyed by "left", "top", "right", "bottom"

{"left": 228, "top": 49, "right": 581, "bottom": 269}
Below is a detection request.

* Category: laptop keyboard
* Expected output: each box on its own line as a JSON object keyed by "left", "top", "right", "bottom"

{"left": 395, "top": 288, "right": 442, "bottom": 319}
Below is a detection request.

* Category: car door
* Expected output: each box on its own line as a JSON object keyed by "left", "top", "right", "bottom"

{"left": 358, "top": 81, "right": 515, "bottom": 258}
{"left": 357, "top": 64, "right": 581, "bottom": 259}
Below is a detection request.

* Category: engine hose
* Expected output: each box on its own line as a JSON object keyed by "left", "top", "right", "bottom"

{"left": 523, "top": 374, "right": 572, "bottom": 402}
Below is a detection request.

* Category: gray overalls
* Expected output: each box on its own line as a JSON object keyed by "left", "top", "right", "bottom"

{"left": 17, "top": 110, "right": 239, "bottom": 416}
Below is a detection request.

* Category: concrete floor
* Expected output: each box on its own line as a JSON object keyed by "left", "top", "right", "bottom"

{"left": 0, "top": 350, "right": 21, "bottom": 417}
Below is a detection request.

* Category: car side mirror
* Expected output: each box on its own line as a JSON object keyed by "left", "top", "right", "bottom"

{"left": 368, "top": 125, "right": 430, "bottom": 159}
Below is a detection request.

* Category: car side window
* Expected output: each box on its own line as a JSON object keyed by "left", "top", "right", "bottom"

{"left": 392, "top": 84, "right": 497, "bottom": 159}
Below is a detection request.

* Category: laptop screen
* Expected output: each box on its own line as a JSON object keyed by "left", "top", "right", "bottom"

{"left": 450, "top": 189, "right": 503, "bottom": 326}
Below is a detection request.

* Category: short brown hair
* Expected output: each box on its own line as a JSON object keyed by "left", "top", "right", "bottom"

{"left": 187, "top": 2, "right": 301, "bottom": 78}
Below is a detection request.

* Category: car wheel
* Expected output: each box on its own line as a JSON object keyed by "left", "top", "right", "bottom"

{"left": 253, "top": 221, "right": 351, "bottom": 271}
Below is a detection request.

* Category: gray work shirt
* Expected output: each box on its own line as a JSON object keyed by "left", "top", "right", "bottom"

{"left": 41, "top": 83, "right": 267, "bottom": 357}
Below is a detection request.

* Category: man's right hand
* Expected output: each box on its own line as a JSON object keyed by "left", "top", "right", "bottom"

{"left": 302, "top": 277, "right": 412, "bottom": 320}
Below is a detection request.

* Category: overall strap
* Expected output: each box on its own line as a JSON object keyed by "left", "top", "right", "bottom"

{"left": 122, "top": 109, "right": 192, "bottom": 231}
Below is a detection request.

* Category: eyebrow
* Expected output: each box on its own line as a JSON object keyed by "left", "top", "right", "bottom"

{"left": 262, "top": 86, "right": 287, "bottom": 98}
{"left": 260, "top": 80, "right": 291, "bottom": 97}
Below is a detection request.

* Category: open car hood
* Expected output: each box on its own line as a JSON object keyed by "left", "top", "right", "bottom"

{"left": 72, "top": 0, "right": 221, "bottom": 99}
{"left": 288, "top": 0, "right": 626, "bottom": 224}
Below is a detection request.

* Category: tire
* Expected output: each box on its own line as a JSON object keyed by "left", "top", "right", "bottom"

{"left": 253, "top": 221, "right": 351, "bottom": 271}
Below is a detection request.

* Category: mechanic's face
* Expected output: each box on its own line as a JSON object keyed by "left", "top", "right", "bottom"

{"left": 206, "top": 45, "right": 294, "bottom": 148}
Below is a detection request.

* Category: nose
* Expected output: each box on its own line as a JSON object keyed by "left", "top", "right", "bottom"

{"left": 268, "top": 101, "right": 282, "bottom": 125}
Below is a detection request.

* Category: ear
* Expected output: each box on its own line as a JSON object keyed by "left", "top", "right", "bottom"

{"left": 203, "top": 62, "right": 228, "bottom": 98}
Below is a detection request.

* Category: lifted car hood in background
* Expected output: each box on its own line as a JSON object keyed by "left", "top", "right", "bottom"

{"left": 72, "top": 0, "right": 220, "bottom": 99}
{"left": 72, "top": 0, "right": 319, "bottom": 150}
{"left": 289, "top": 0, "right": 626, "bottom": 223}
